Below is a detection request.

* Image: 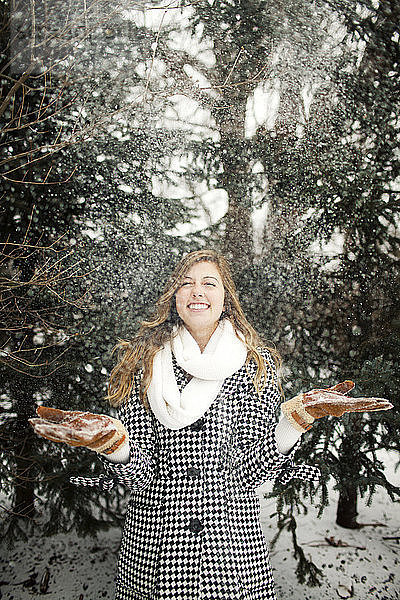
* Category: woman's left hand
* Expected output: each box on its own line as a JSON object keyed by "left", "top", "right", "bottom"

{"left": 282, "top": 380, "right": 393, "bottom": 431}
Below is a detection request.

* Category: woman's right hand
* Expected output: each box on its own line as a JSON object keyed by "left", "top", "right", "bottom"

{"left": 29, "top": 406, "right": 127, "bottom": 455}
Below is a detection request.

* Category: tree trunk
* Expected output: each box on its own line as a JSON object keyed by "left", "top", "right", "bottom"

{"left": 12, "top": 388, "right": 36, "bottom": 519}
{"left": 336, "top": 484, "right": 359, "bottom": 529}
{"left": 9, "top": 327, "right": 37, "bottom": 520}
{"left": 210, "top": 33, "right": 255, "bottom": 270}
{"left": 335, "top": 416, "right": 363, "bottom": 529}
{"left": 213, "top": 105, "right": 254, "bottom": 270}
{"left": 221, "top": 180, "right": 253, "bottom": 270}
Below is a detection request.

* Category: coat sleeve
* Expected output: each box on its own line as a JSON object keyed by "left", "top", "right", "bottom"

{"left": 70, "top": 373, "right": 158, "bottom": 491}
{"left": 231, "top": 349, "right": 320, "bottom": 490}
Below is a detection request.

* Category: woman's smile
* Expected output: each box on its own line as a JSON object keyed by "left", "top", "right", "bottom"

{"left": 187, "top": 302, "right": 210, "bottom": 311}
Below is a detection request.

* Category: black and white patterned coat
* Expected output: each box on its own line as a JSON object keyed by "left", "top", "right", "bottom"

{"left": 74, "top": 350, "right": 320, "bottom": 600}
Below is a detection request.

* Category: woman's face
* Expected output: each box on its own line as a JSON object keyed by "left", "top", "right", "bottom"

{"left": 175, "top": 261, "right": 225, "bottom": 336}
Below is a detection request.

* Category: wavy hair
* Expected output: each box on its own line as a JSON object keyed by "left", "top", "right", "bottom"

{"left": 106, "top": 249, "right": 281, "bottom": 408}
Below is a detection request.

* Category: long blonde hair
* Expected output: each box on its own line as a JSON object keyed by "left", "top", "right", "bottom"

{"left": 106, "top": 249, "right": 281, "bottom": 408}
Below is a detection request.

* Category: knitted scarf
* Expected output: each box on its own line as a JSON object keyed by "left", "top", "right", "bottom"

{"left": 147, "top": 319, "right": 247, "bottom": 429}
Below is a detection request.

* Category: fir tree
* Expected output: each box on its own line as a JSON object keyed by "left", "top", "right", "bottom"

{"left": 254, "top": 0, "right": 400, "bottom": 584}
{"left": 0, "top": 0, "right": 193, "bottom": 545}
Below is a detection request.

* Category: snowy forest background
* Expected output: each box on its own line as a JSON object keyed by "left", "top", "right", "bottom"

{"left": 0, "top": 0, "right": 399, "bottom": 596}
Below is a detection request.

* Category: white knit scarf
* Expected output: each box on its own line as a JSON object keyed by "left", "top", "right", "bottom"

{"left": 147, "top": 319, "right": 247, "bottom": 430}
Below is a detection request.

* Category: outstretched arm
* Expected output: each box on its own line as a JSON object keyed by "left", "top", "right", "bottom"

{"left": 232, "top": 350, "right": 320, "bottom": 489}
{"left": 29, "top": 389, "right": 158, "bottom": 491}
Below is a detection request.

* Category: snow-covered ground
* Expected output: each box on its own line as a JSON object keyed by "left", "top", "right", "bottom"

{"left": 1, "top": 452, "right": 399, "bottom": 600}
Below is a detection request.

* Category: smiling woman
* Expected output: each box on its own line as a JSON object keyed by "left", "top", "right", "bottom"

{"left": 29, "top": 249, "right": 392, "bottom": 600}
{"left": 105, "top": 249, "right": 280, "bottom": 411}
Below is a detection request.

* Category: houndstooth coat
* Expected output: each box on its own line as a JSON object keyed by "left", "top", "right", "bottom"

{"left": 73, "top": 350, "right": 320, "bottom": 600}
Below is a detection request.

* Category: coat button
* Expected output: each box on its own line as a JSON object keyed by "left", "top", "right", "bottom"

{"left": 187, "top": 467, "right": 200, "bottom": 479}
{"left": 188, "top": 518, "right": 203, "bottom": 533}
{"left": 190, "top": 418, "right": 205, "bottom": 431}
